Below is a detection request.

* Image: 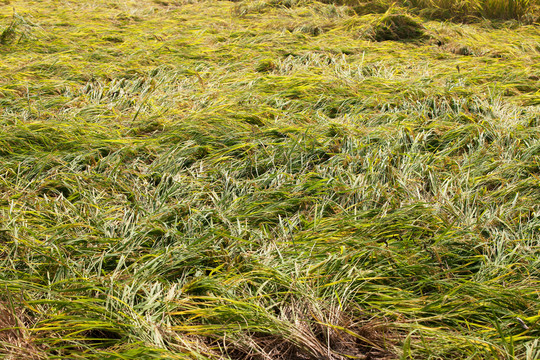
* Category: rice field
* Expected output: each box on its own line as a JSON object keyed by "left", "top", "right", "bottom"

{"left": 0, "top": 0, "right": 539, "bottom": 359}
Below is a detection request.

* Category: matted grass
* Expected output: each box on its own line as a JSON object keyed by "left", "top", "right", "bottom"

{"left": 0, "top": 0, "right": 539, "bottom": 359}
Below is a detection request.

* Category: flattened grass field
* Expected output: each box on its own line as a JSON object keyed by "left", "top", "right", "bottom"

{"left": 1, "top": 0, "right": 540, "bottom": 358}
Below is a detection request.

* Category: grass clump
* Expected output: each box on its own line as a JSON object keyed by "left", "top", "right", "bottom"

{"left": 233, "top": 0, "right": 311, "bottom": 15}
{"left": 0, "top": 10, "right": 31, "bottom": 45}
{"left": 366, "top": 13, "right": 428, "bottom": 41}
{"left": 0, "top": 20, "right": 16, "bottom": 44}
{"left": 350, "top": 0, "right": 394, "bottom": 15}
{"left": 256, "top": 58, "right": 277, "bottom": 72}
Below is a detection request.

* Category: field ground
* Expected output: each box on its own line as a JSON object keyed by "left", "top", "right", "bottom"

{"left": 1, "top": 0, "right": 540, "bottom": 359}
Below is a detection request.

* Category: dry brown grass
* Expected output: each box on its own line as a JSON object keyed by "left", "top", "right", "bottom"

{"left": 0, "top": 301, "right": 44, "bottom": 360}
{"left": 223, "top": 303, "right": 394, "bottom": 360}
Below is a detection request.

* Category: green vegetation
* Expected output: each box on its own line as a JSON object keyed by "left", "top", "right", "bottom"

{"left": 0, "top": 0, "right": 539, "bottom": 359}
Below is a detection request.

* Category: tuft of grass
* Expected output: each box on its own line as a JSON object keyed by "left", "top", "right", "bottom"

{"left": 0, "top": 10, "right": 26, "bottom": 45}
{"left": 366, "top": 12, "right": 429, "bottom": 41}
{"left": 256, "top": 58, "right": 278, "bottom": 72}
{"left": 233, "top": 0, "right": 311, "bottom": 15}
{"left": 0, "top": 21, "right": 16, "bottom": 44}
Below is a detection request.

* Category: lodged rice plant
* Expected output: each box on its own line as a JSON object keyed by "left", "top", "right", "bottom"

{"left": 0, "top": 0, "right": 539, "bottom": 359}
